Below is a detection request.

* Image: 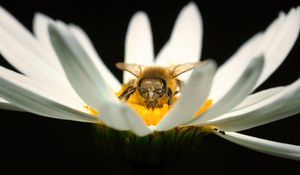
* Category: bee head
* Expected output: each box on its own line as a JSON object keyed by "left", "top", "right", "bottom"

{"left": 138, "top": 78, "right": 166, "bottom": 100}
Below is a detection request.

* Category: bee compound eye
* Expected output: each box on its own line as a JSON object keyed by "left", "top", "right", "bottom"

{"left": 138, "top": 88, "right": 148, "bottom": 96}
{"left": 154, "top": 89, "right": 162, "bottom": 94}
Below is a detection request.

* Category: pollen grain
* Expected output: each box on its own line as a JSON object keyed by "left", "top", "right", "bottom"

{"left": 84, "top": 105, "right": 99, "bottom": 116}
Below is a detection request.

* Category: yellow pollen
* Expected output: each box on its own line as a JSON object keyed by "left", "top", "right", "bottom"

{"left": 127, "top": 103, "right": 170, "bottom": 126}
{"left": 83, "top": 105, "right": 99, "bottom": 116}
{"left": 117, "top": 86, "right": 213, "bottom": 126}
{"left": 193, "top": 99, "right": 213, "bottom": 117}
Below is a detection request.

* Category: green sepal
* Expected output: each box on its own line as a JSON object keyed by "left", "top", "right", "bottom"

{"left": 92, "top": 125, "right": 208, "bottom": 165}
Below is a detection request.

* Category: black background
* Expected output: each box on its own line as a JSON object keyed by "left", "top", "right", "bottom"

{"left": 0, "top": 0, "right": 300, "bottom": 174}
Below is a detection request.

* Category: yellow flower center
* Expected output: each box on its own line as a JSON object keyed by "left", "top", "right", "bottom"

{"left": 116, "top": 85, "right": 212, "bottom": 126}
{"left": 84, "top": 86, "right": 212, "bottom": 127}
{"left": 126, "top": 99, "right": 212, "bottom": 126}
{"left": 127, "top": 103, "right": 170, "bottom": 126}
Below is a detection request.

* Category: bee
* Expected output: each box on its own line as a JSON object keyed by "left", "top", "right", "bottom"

{"left": 116, "top": 62, "right": 205, "bottom": 108}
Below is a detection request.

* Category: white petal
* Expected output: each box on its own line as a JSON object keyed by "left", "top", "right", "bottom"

{"left": 187, "top": 56, "right": 264, "bottom": 125}
{"left": 0, "top": 7, "right": 48, "bottom": 62}
{"left": 0, "top": 71, "right": 97, "bottom": 123}
{"left": 33, "top": 13, "right": 65, "bottom": 73}
{"left": 34, "top": 13, "right": 53, "bottom": 48}
{"left": 0, "top": 9, "right": 85, "bottom": 106}
{"left": 0, "top": 26, "right": 62, "bottom": 84}
{"left": 232, "top": 87, "right": 283, "bottom": 111}
{"left": 0, "top": 18, "right": 80, "bottom": 100}
{"left": 209, "top": 6, "right": 300, "bottom": 102}
{"left": 102, "top": 103, "right": 153, "bottom": 136}
{"left": 155, "top": 60, "right": 217, "bottom": 131}
{"left": 32, "top": 13, "right": 95, "bottom": 105}
{"left": 0, "top": 7, "right": 63, "bottom": 73}
{"left": 215, "top": 131, "right": 300, "bottom": 161}
{"left": 255, "top": 7, "right": 300, "bottom": 88}
{"left": 0, "top": 97, "right": 23, "bottom": 111}
{"left": 0, "top": 66, "right": 83, "bottom": 110}
{"left": 124, "top": 12, "right": 154, "bottom": 83}
{"left": 49, "top": 22, "right": 151, "bottom": 135}
{"left": 155, "top": 2, "right": 203, "bottom": 81}
{"left": 208, "top": 33, "right": 263, "bottom": 102}
{"left": 206, "top": 78, "right": 300, "bottom": 132}
{"left": 0, "top": 30, "right": 85, "bottom": 105}
{"left": 0, "top": 61, "right": 150, "bottom": 136}
{"left": 69, "top": 24, "right": 121, "bottom": 92}
{"left": 49, "top": 21, "right": 118, "bottom": 110}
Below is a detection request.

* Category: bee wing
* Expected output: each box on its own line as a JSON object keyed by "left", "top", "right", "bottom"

{"left": 168, "top": 61, "right": 206, "bottom": 78}
{"left": 116, "top": 63, "right": 145, "bottom": 77}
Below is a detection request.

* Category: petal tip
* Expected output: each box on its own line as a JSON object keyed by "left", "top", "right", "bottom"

{"left": 33, "top": 12, "right": 51, "bottom": 27}
{"left": 181, "top": 1, "right": 201, "bottom": 17}
{"left": 184, "top": 2, "right": 198, "bottom": 11}
{"left": 33, "top": 12, "right": 46, "bottom": 19}
{"left": 131, "top": 11, "right": 149, "bottom": 23}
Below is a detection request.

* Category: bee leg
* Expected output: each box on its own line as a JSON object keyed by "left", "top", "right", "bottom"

{"left": 166, "top": 88, "right": 172, "bottom": 105}
{"left": 118, "top": 86, "right": 136, "bottom": 101}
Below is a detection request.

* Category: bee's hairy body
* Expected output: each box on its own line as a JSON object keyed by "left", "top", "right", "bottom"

{"left": 116, "top": 62, "right": 205, "bottom": 109}
{"left": 119, "top": 67, "right": 177, "bottom": 108}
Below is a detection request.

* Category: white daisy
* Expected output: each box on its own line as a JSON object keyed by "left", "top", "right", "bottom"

{"left": 0, "top": 2, "right": 299, "bottom": 161}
